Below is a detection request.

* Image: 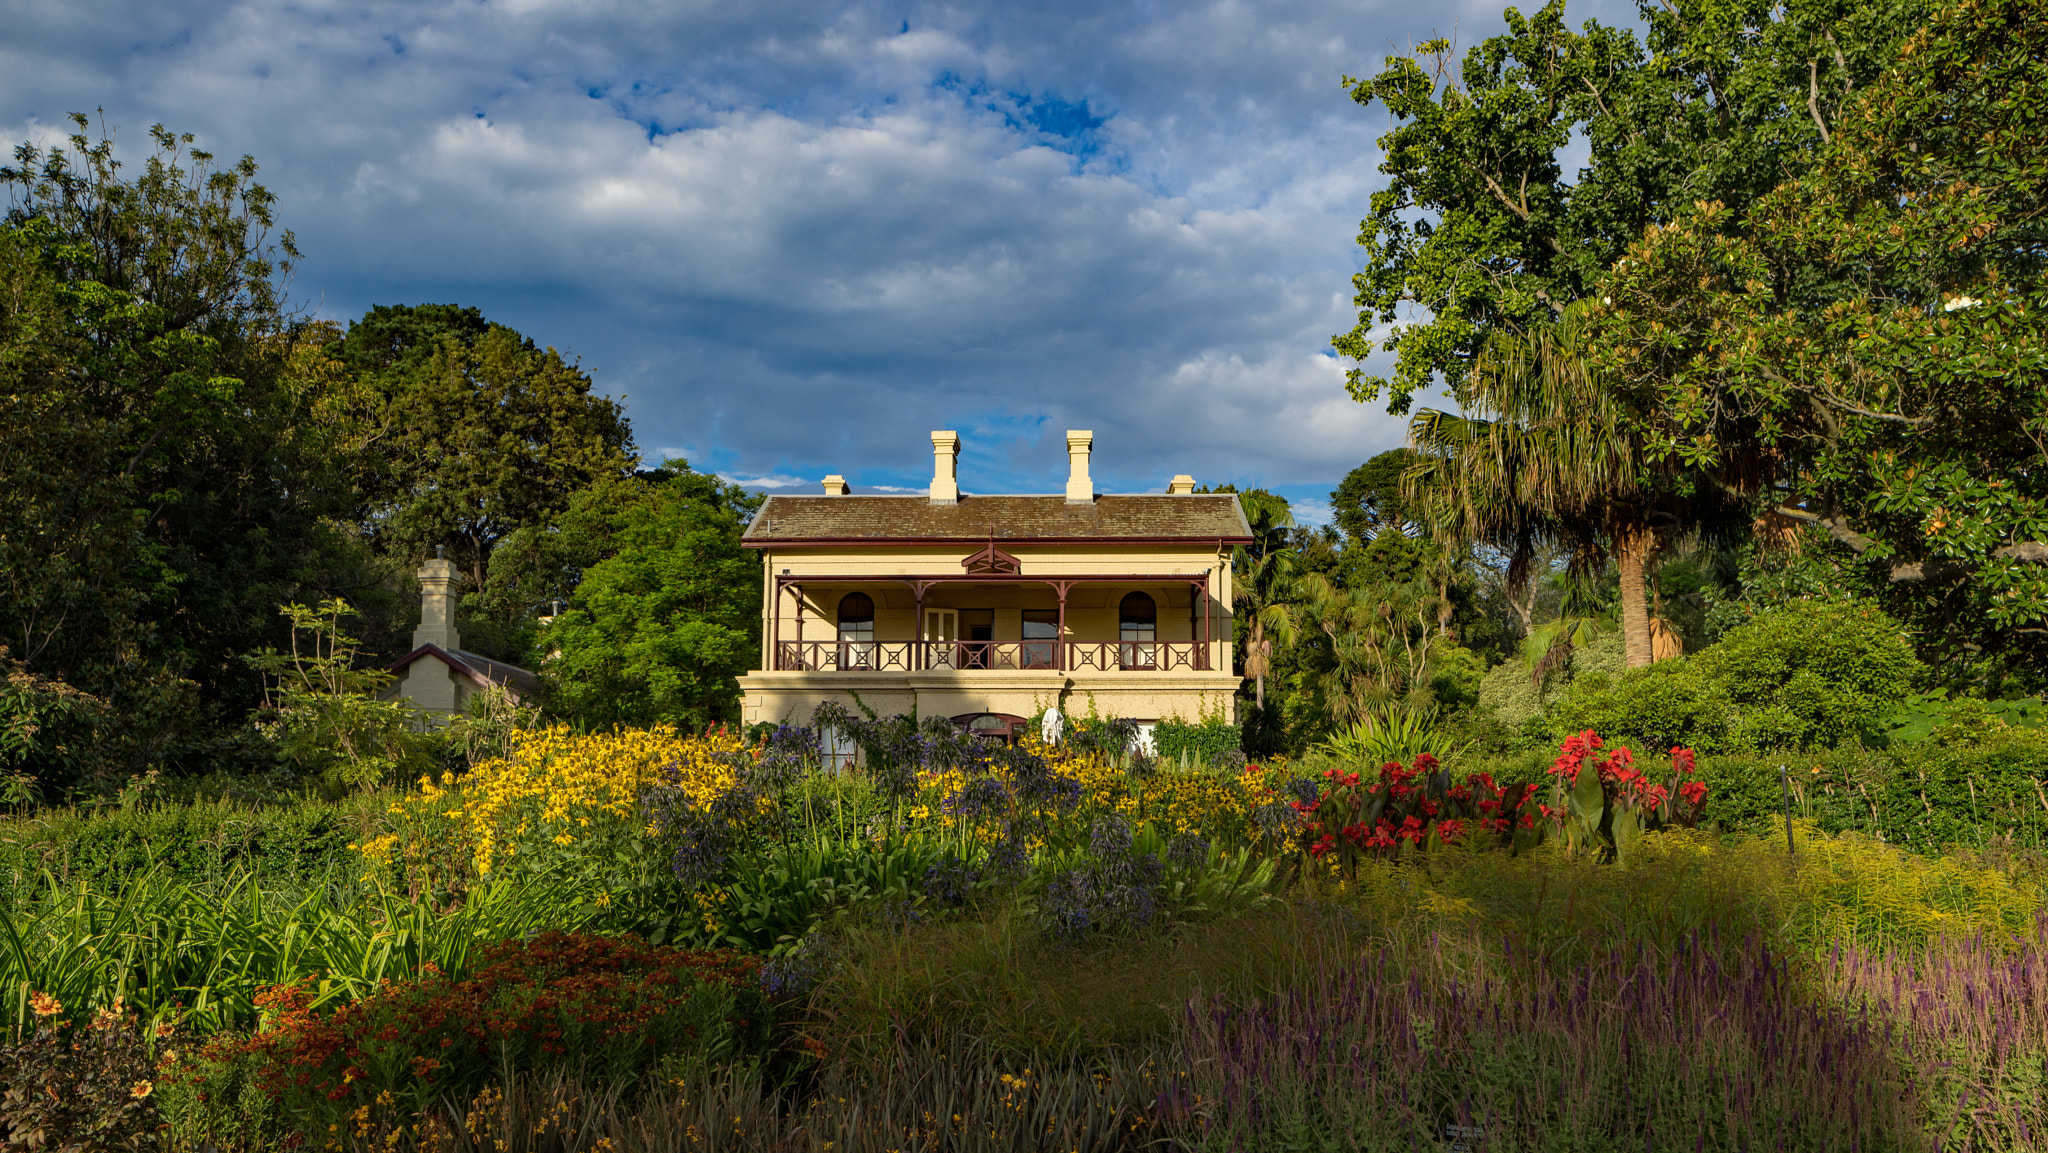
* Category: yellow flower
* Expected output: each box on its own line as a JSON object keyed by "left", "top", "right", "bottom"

{"left": 131, "top": 1081, "right": 153, "bottom": 1099}
{"left": 28, "top": 991, "right": 61, "bottom": 1017}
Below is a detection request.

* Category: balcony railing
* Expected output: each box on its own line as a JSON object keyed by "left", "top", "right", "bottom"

{"left": 772, "top": 640, "right": 1209, "bottom": 672}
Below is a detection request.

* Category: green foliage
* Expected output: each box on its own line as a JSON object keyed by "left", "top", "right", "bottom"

{"left": 540, "top": 462, "right": 762, "bottom": 726}
{"left": 1556, "top": 600, "right": 1922, "bottom": 752}
{"left": 2, "top": 119, "right": 359, "bottom": 762}
{"left": 243, "top": 599, "right": 443, "bottom": 796}
{"left": 1478, "top": 626, "right": 1624, "bottom": 740}
{"left": 0, "top": 647, "right": 107, "bottom": 802}
{"left": 1334, "top": 0, "right": 1930, "bottom": 411}
{"left": 0, "top": 868, "right": 581, "bottom": 1036}
{"left": 1309, "top": 698, "right": 1462, "bottom": 766}
{"left": 1871, "top": 690, "right": 2048, "bottom": 747}
{"left": 1152, "top": 714, "right": 1242, "bottom": 766}
{"left": 1329, "top": 449, "right": 1420, "bottom": 543}
{"left": 0, "top": 795, "right": 377, "bottom": 900}
{"left": 330, "top": 305, "right": 637, "bottom": 596}
{"left": 1595, "top": 0, "right": 2048, "bottom": 680}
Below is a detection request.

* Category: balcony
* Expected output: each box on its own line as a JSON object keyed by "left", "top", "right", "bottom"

{"left": 772, "top": 640, "right": 1210, "bottom": 673}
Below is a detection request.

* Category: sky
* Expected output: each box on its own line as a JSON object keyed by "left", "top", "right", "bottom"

{"left": 2, "top": 0, "right": 1635, "bottom": 525}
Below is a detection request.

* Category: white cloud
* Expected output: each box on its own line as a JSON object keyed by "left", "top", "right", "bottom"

{"left": 0, "top": 0, "right": 1589, "bottom": 497}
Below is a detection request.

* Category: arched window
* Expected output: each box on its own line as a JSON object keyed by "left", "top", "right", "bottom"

{"left": 837, "top": 592, "right": 875, "bottom": 669}
{"left": 1119, "top": 591, "right": 1157, "bottom": 669}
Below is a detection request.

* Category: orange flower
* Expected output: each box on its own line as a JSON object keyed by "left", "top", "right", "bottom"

{"left": 28, "top": 991, "right": 61, "bottom": 1017}
{"left": 131, "top": 1081, "right": 154, "bottom": 1099}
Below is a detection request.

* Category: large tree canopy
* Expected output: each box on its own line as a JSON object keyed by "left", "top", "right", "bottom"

{"left": 1, "top": 119, "right": 352, "bottom": 767}
{"left": 1335, "top": 0, "right": 1931, "bottom": 413}
{"left": 540, "top": 462, "right": 763, "bottom": 727}
{"left": 1595, "top": 0, "right": 2048, "bottom": 680}
{"left": 330, "top": 304, "right": 637, "bottom": 594}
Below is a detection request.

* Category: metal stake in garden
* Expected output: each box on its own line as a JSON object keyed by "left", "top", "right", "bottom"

{"left": 1778, "top": 764, "right": 1796, "bottom": 855}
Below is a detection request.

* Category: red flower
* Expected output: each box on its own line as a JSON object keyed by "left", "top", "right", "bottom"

{"left": 1413, "top": 752, "right": 1439, "bottom": 772}
{"left": 1309, "top": 834, "right": 1337, "bottom": 858}
{"left": 1680, "top": 780, "right": 1709, "bottom": 809}
{"left": 1671, "top": 746, "right": 1697, "bottom": 775}
{"left": 1436, "top": 818, "right": 1466, "bottom": 842}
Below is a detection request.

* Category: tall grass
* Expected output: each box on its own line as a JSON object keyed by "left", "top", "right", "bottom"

{"left": 0, "top": 868, "right": 584, "bottom": 1034}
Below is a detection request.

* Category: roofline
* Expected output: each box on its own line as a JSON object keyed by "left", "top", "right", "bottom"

{"left": 745, "top": 534, "right": 1252, "bottom": 548}
{"left": 387, "top": 644, "right": 537, "bottom": 693}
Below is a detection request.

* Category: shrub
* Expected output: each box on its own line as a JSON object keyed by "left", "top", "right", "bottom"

{"left": 1151, "top": 714, "right": 1241, "bottom": 766}
{"left": 164, "top": 932, "right": 772, "bottom": 1143}
{"left": 0, "top": 997, "right": 185, "bottom": 1151}
{"left": 1554, "top": 599, "right": 1922, "bottom": 752}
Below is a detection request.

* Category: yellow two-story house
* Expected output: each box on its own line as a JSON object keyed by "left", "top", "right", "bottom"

{"left": 737, "top": 430, "right": 1248, "bottom": 746}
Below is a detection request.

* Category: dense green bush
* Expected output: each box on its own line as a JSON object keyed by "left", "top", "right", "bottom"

{"left": 0, "top": 794, "right": 386, "bottom": 899}
{"left": 1152, "top": 715, "right": 1243, "bottom": 765}
{"left": 1642, "top": 730, "right": 2048, "bottom": 852}
{"left": 1476, "top": 629, "right": 1623, "bottom": 741}
{"left": 1552, "top": 600, "right": 1922, "bottom": 752}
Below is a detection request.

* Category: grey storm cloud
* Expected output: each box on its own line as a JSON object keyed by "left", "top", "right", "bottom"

{"left": 0, "top": 0, "right": 1641, "bottom": 517}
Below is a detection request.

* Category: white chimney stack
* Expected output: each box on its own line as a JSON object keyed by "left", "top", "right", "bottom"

{"left": 930, "top": 431, "right": 960, "bottom": 504}
{"left": 413, "top": 549, "right": 461, "bottom": 653}
{"left": 1168, "top": 474, "right": 1195, "bottom": 494}
{"left": 822, "top": 474, "right": 849, "bottom": 495}
{"left": 1065, "top": 430, "right": 1095, "bottom": 504}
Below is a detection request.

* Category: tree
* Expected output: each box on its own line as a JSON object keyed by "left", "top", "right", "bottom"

{"left": 2, "top": 118, "right": 357, "bottom": 752}
{"left": 331, "top": 304, "right": 637, "bottom": 595}
{"left": 1330, "top": 449, "right": 1421, "bottom": 544}
{"left": 1405, "top": 304, "right": 1650, "bottom": 666}
{"left": 1595, "top": 0, "right": 2048, "bottom": 680}
{"left": 542, "top": 462, "right": 762, "bottom": 727}
{"left": 1334, "top": 0, "right": 1932, "bottom": 413}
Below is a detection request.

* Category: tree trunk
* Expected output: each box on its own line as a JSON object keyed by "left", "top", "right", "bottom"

{"left": 1618, "top": 528, "right": 1653, "bottom": 669}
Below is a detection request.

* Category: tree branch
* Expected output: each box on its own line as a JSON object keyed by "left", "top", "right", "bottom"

{"left": 1807, "top": 59, "right": 1831, "bottom": 146}
{"left": 1463, "top": 162, "right": 1566, "bottom": 254}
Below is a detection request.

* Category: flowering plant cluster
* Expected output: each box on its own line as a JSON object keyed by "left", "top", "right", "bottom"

{"left": 358, "top": 724, "right": 749, "bottom": 888}
{"left": 1540, "top": 731, "right": 1708, "bottom": 860}
{"left": 0, "top": 995, "right": 182, "bottom": 1152}
{"left": 1288, "top": 753, "right": 1541, "bottom": 873}
{"left": 166, "top": 932, "right": 770, "bottom": 1142}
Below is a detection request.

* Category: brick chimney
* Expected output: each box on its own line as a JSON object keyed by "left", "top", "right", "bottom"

{"left": 930, "top": 431, "right": 960, "bottom": 505}
{"left": 1065, "top": 430, "right": 1094, "bottom": 504}
{"left": 413, "top": 548, "right": 461, "bottom": 652}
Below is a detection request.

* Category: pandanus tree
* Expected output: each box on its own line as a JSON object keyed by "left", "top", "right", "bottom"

{"left": 1405, "top": 302, "right": 1732, "bottom": 668}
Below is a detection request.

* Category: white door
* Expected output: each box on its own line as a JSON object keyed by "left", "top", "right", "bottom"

{"left": 924, "top": 609, "right": 959, "bottom": 668}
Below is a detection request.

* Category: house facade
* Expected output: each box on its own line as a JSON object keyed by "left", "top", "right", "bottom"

{"left": 736, "top": 431, "right": 1249, "bottom": 743}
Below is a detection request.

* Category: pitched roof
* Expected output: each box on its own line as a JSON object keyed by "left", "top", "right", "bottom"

{"left": 742, "top": 494, "right": 1252, "bottom": 545}
{"left": 389, "top": 644, "right": 541, "bottom": 697}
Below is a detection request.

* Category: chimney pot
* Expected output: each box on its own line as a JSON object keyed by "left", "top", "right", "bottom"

{"left": 1065, "top": 430, "right": 1095, "bottom": 504}
{"left": 1168, "top": 474, "right": 1195, "bottom": 495}
{"left": 930, "top": 431, "right": 961, "bottom": 505}
{"left": 822, "top": 474, "right": 849, "bottom": 495}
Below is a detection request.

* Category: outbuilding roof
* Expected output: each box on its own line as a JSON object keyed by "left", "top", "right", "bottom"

{"left": 742, "top": 494, "right": 1253, "bottom": 545}
{"left": 387, "top": 644, "right": 542, "bottom": 697}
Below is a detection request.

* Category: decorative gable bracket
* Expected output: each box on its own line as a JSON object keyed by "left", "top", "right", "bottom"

{"left": 960, "top": 534, "right": 1022, "bottom": 575}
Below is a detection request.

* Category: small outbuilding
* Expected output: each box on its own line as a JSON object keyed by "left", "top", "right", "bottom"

{"left": 380, "top": 552, "right": 538, "bottom": 720}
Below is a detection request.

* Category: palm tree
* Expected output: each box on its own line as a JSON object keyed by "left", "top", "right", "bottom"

{"left": 1231, "top": 493, "right": 1302, "bottom": 710}
{"left": 1405, "top": 302, "right": 1703, "bottom": 669}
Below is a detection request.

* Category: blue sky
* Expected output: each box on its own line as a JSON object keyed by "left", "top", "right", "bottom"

{"left": 3, "top": 0, "right": 1634, "bottom": 526}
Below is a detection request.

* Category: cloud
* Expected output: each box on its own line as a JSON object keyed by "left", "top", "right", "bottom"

{"left": 0, "top": 0, "right": 1636, "bottom": 499}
